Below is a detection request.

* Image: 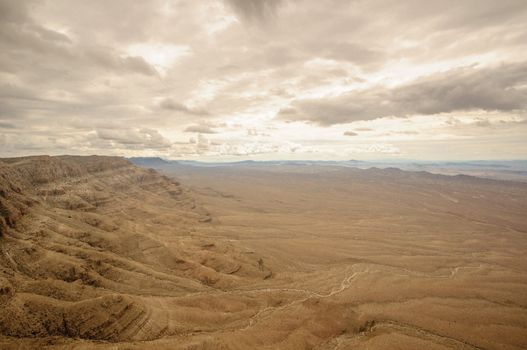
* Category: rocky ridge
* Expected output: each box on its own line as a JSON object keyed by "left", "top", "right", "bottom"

{"left": 0, "top": 156, "right": 271, "bottom": 342}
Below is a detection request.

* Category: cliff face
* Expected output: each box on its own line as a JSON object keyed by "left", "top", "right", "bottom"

{"left": 0, "top": 156, "right": 270, "bottom": 343}
{"left": 0, "top": 156, "right": 137, "bottom": 236}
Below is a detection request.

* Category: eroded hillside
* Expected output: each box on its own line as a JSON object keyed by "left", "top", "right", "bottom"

{"left": 0, "top": 156, "right": 271, "bottom": 346}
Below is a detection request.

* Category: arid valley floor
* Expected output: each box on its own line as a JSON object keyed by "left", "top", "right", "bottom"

{"left": 1, "top": 156, "right": 526, "bottom": 349}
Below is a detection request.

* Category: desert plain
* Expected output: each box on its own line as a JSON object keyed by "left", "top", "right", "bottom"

{"left": 0, "top": 156, "right": 526, "bottom": 349}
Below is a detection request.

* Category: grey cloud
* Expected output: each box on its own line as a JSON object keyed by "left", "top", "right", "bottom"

{"left": 301, "top": 40, "right": 384, "bottom": 69}
{"left": 84, "top": 47, "right": 157, "bottom": 76}
{"left": 95, "top": 128, "right": 171, "bottom": 149}
{"left": 278, "top": 62, "right": 527, "bottom": 125}
{"left": 121, "top": 56, "right": 157, "bottom": 75}
{"left": 472, "top": 118, "right": 492, "bottom": 127}
{"left": 226, "top": 0, "right": 284, "bottom": 22}
{"left": 445, "top": 116, "right": 501, "bottom": 129}
{"left": 159, "top": 98, "right": 209, "bottom": 116}
{"left": 0, "top": 0, "right": 30, "bottom": 23}
{"left": 0, "top": 4, "right": 157, "bottom": 78}
{"left": 343, "top": 131, "right": 357, "bottom": 136}
{"left": 324, "top": 42, "right": 381, "bottom": 63}
{"left": 393, "top": 63, "right": 527, "bottom": 114}
{"left": 159, "top": 98, "right": 189, "bottom": 111}
{"left": 0, "top": 122, "right": 15, "bottom": 129}
{"left": 276, "top": 107, "right": 299, "bottom": 119}
{"left": 185, "top": 134, "right": 213, "bottom": 154}
{"left": 184, "top": 125, "right": 217, "bottom": 134}
{"left": 0, "top": 82, "right": 43, "bottom": 101}
{"left": 383, "top": 131, "right": 419, "bottom": 136}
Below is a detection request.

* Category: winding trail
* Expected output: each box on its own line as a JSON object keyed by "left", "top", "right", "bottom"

{"left": 324, "top": 319, "right": 487, "bottom": 350}
{"left": 242, "top": 268, "right": 369, "bottom": 330}
{"left": 176, "top": 261, "right": 485, "bottom": 337}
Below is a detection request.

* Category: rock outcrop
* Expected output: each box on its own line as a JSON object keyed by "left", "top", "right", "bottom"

{"left": 0, "top": 156, "right": 272, "bottom": 343}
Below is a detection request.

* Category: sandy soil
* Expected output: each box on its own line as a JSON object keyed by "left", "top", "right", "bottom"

{"left": 1, "top": 157, "right": 526, "bottom": 349}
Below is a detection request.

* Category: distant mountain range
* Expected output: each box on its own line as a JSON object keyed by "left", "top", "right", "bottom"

{"left": 128, "top": 157, "right": 171, "bottom": 167}
{"left": 128, "top": 157, "right": 527, "bottom": 182}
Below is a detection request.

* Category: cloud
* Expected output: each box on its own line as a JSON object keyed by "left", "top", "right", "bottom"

{"left": 159, "top": 98, "right": 209, "bottom": 115}
{"left": 353, "top": 128, "right": 372, "bottom": 132}
{"left": 184, "top": 124, "right": 217, "bottom": 134}
{"left": 278, "top": 62, "right": 527, "bottom": 125}
{"left": 216, "top": 141, "right": 302, "bottom": 156}
{"left": 0, "top": 122, "right": 16, "bottom": 129}
{"left": 302, "top": 41, "right": 384, "bottom": 69}
{"left": 343, "top": 131, "right": 357, "bottom": 136}
{"left": 347, "top": 143, "right": 400, "bottom": 154}
{"left": 159, "top": 98, "right": 191, "bottom": 111}
{"left": 0, "top": 3, "right": 157, "bottom": 77}
{"left": 1, "top": 0, "right": 527, "bottom": 160}
{"left": 0, "top": 0, "right": 30, "bottom": 23}
{"left": 126, "top": 43, "right": 190, "bottom": 72}
{"left": 183, "top": 134, "right": 214, "bottom": 154}
{"left": 95, "top": 128, "right": 171, "bottom": 149}
{"left": 83, "top": 48, "right": 158, "bottom": 75}
{"left": 225, "top": 0, "right": 284, "bottom": 22}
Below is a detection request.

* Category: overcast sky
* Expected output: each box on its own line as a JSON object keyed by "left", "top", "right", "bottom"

{"left": 1, "top": 0, "right": 526, "bottom": 160}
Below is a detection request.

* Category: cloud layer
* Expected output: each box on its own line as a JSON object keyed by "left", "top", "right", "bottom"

{"left": 1, "top": 0, "right": 526, "bottom": 160}
{"left": 278, "top": 62, "right": 527, "bottom": 125}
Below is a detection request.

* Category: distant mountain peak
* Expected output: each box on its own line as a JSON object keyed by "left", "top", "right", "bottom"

{"left": 128, "top": 157, "right": 172, "bottom": 167}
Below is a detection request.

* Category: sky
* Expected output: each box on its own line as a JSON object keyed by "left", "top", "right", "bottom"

{"left": 1, "top": 0, "right": 527, "bottom": 161}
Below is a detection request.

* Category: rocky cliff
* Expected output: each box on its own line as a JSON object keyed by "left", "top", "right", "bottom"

{"left": 0, "top": 156, "right": 270, "bottom": 343}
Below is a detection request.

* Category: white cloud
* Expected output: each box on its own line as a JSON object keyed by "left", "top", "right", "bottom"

{"left": 126, "top": 43, "right": 191, "bottom": 73}
{"left": 346, "top": 144, "right": 400, "bottom": 155}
